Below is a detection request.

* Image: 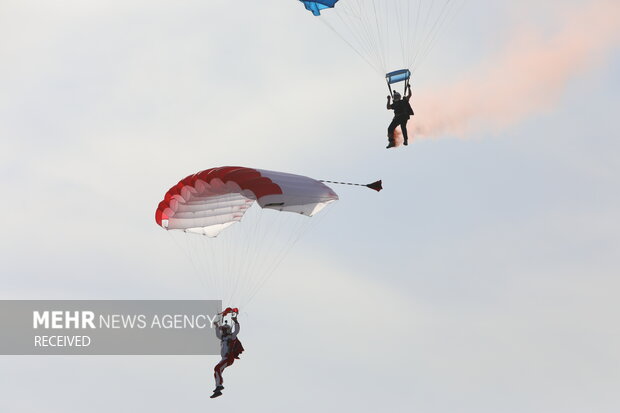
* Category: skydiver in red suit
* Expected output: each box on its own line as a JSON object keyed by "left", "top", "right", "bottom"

{"left": 211, "top": 308, "right": 244, "bottom": 399}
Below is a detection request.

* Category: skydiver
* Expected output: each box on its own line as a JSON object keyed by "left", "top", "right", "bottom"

{"left": 386, "top": 83, "right": 414, "bottom": 148}
{"left": 211, "top": 309, "right": 244, "bottom": 399}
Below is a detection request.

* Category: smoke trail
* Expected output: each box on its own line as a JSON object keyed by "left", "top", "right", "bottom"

{"left": 405, "top": 0, "right": 620, "bottom": 140}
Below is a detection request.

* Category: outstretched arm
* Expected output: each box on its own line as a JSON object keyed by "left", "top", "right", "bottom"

{"left": 386, "top": 95, "right": 392, "bottom": 109}
{"left": 231, "top": 318, "right": 240, "bottom": 338}
{"left": 214, "top": 321, "right": 222, "bottom": 339}
{"left": 405, "top": 84, "right": 412, "bottom": 99}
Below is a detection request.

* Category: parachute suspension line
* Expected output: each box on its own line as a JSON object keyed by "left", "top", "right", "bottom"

{"left": 319, "top": 17, "right": 382, "bottom": 76}
{"left": 224, "top": 199, "right": 247, "bottom": 303}
{"left": 180, "top": 233, "right": 210, "bottom": 297}
{"left": 371, "top": 0, "right": 386, "bottom": 73}
{"left": 195, "top": 228, "right": 220, "bottom": 300}
{"left": 339, "top": 0, "right": 383, "bottom": 75}
{"left": 243, "top": 206, "right": 333, "bottom": 309}
{"left": 242, "top": 216, "right": 310, "bottom": 308}
{"left": 240, "top": 210, "right": 305, "bottom": 307}
{"left": 394, "top": 0, "right": 407, "bottom": 67}
{"left": 229, "top": 203, "right": 265, "bottom": 305}
{"left": 412, "top": 0, "right": 446, "bottom": 70}
{"left": 394, "top": 1, "right": 402, "bottom": 63}
{"left": 358, "top": 3, "right": 384, "bottom": 74}
{"left": 380, "top": 0, "right": 390, "bottom": 73}
{"left": 206, "top": 199, "right": 318, "bottom": 306}
{"left": 409, "top": 0, "right": 432, "bottom": 71}
{"left": 409, "top": 0, "right": 423, "bottom": 71}
{"left": 211, "top": 197, "right": 225, "bottom": 300}
{"left": 414, "top": 0, "right": 463, "bottom": 71}
{"left": 348, "top": 0, "right": 385, "bottom": 75}
{"left": 345, "top": 3, "right": 383, "bottom": 74}
{"left": 248, "top": 210, "right": 322, "bottom": 305}
{"left": 225, "top": 204, "right": 309, "bottom": 308}
{"left": 170, "top": 201, "right": 317, "bottom": 307}
{"left": 416, "top": 0, "right": 436, "bottom": 70}
{"left": 176, "top": 194, "right": 270, "bottom": 305}
{"left": 410, "top": 0, "right": 460, "bottom": 73}
{"left": 225, "top": 203, "right": 266, "bottom": 306}
{"left": 235, "top": 207, "right": 280, "bottom": 306}
{"left": 222, "top": 207, "right": 238, "bottom": 304}
{"left": 210, "top": 231, "right": 226, "bottom": 300}
{"left": 194, "top": 235, "right": 212, "bottom": 298}
{"left": 215, "top": 193, "right": 239, "bottom": 301}
{"left": 230, "top": 198, "right": 266, "bottom": 305}
{"left": 406, "top": 0, "right": 413, "bottom": 69}
{"left": 196, "top": 202, "right": 271, "bottom": 307}
{"left": 166, "top": 231, "right": 210, "bottom": 297}
{"left": 309, "top": 0, "right": 460, "bottom": 78}
{"left": 190, "top": 234, "right": 213, "bottom": 296}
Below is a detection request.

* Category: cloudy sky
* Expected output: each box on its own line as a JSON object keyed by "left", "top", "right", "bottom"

{"left": 1, "top": 0, "right": 619, "bottom": 412}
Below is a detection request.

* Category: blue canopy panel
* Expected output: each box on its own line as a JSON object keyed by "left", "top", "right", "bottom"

{"left": 300, "top": 0, "right": 338, "bottom": 16}
{"left": 386, "top": 69, "right": 411, "bottom": 85}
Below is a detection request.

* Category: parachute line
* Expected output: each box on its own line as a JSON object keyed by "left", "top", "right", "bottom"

{"left": 306, "top": 0, "right": 462, "bottom": 75}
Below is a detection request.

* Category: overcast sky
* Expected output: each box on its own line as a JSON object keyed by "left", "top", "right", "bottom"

{"left": 1, "top": 1, "right": 619, "bottom": 412}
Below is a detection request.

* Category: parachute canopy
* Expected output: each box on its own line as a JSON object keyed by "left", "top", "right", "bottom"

{"left": 300, "top": 0, "right": 338, "bottom": 16}
{"left": 155, "top": 166, "right": 339, "bottom": 306}
{"left": 156, "top": 166, "right": 338, "bottom": 237}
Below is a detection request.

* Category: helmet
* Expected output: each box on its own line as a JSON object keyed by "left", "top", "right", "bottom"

{"left": 393, "top": 91, "right": 401, "bottom": 100}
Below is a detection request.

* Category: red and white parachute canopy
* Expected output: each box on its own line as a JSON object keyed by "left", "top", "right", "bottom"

{"left": 155, "top": 166, "right": 339, "bottom": 237}
{"left": 155, "top": 166, "right": 339, "bottom": 306}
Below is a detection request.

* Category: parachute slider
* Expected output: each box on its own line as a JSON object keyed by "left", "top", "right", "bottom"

{"left": 386, "top": 69, "right": 411, "bottom": 98}
{"left": 320, "top": 179, "right": 382, "bottom": 192}
{"left": 386, "top": 69, "right": 411, "bottom": 85}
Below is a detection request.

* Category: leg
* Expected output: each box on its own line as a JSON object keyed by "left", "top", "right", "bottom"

{"left": 387, "top": 118, "right": 400, "bottom": 139}
{"left": 400, "top": 119, "right": 409, "bottom": 144}
{"left": 214, "top": 358, "right": 229, "bottom": 388}
{"left": 387, "top": 118, "right": 400, "bottom": 148}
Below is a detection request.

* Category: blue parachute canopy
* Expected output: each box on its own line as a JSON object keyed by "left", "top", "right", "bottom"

{"left": 300, "top": 0, "right": 338, "bottom": 16}
{"left": 386, "top": 69, "right": 411, "bottom": 85}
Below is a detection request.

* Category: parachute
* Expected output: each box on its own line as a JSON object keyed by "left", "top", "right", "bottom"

{"left": 155, "top": 166, "right": 339, "bottom": 307}
{"left": 301, "top": 0, "right": 338, "bottom": 16}
{"left": 299, "top": 0, "right": 461, "bottom": 95}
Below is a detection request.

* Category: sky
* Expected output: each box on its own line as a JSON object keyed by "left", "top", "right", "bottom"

{"left": 1, "top": 0, "right": 619, "bottom": 412}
